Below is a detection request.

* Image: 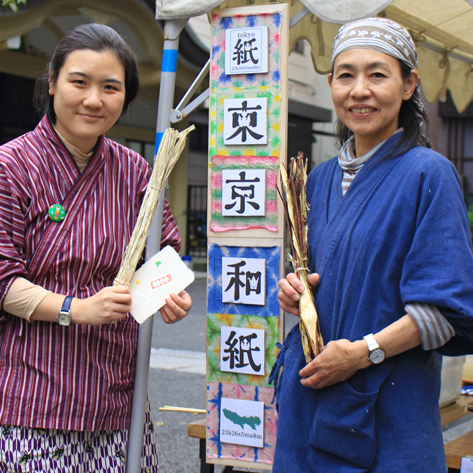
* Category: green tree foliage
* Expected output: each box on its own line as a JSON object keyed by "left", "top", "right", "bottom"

{"left": 2, "top": 0, "right": 26, "bottom": 13}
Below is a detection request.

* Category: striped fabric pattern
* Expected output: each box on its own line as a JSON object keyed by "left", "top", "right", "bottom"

{"left": 342, "top": 171, "right": 356, "bottom": 196}
{"left": 405, "top": 303, "right": 455, "bottom": 350}
{"left": 0, "top": 117, "right": 180, "bottom": 431}
{"left": 338, "top": 136, "right": 383, "bottom": 196}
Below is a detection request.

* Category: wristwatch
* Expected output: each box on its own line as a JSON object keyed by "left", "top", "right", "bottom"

{"left": 58, "top": 296, "right": 74, "bottom": 327}
{"left": 363, "top": 333, "right": 386, "bottom": 364}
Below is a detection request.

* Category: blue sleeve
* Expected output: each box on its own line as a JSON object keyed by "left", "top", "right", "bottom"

{"left": 399, "top": 156, "right": 473, "bottom": 355}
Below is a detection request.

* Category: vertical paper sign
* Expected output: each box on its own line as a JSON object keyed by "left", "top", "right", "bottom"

{"left": 222, "top": 169, "right": 266, "bottom": 217}
{"left": 208, "top": 5, "right": 288, "bottom": 468}
{"left": 223, "top": 98, "right": 268, "bottom": 146}
{"left": 222, "top": 256, "right": 266, "bottom": 305}
{"left": 220, "top": 397, "right": 265, "bottom": 448}
{"left": 225, "top": 26, "right": 269, "bottom": 75}
{"left": 220, "top": 326, "right": 265, "bottom": 376}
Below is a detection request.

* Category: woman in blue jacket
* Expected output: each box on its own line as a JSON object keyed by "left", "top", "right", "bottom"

{"left": 274, "top": 17, "right": 473, "bottom": 473}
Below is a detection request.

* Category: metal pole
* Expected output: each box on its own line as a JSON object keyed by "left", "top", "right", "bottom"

{"left": 126, "top": 18, "right": 188, "bottom": 473}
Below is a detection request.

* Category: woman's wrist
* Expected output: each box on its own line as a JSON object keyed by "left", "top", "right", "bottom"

{"left": 70, "top": 297, "right": 85, "bottom": 324}
{"left": 352, "top": 339, "right": 371, "bottom": 370}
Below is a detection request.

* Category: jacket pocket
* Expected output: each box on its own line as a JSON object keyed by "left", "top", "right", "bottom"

{"left": 309, "top": 379, "right": 378, "bottom": 469}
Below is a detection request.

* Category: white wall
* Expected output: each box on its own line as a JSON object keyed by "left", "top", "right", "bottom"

{"left": 288, "top": 40, "right": 338, "bottom": 166}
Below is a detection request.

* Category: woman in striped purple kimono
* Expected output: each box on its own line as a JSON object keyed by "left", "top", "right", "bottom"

{"left": 0, "top": 24, "right": 191, "bottom": 472}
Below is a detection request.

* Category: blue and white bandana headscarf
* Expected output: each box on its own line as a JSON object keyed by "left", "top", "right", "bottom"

{"left": 331, "top": 17, "right": 417, "bottom": 71}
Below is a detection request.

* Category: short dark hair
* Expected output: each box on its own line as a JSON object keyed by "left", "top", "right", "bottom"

{"left": 34, "top": 23, "right": 140, "bottom": 122}
{"left": 335, "top": 59, "right": 431, "bottom": 153}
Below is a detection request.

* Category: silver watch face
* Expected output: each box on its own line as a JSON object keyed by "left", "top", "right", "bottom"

{"left": 58, "top": 311, "right": 71, "bottom": 326}
{"left": 369, "top": 348, "right": 385, "bottom": 364}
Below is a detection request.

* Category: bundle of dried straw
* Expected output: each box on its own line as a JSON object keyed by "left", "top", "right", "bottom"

{"left": 278, "top": 153, "right": 324, "bottom": 363}
{"left": 114, "top": 125, "right": 194, "bottom": 286}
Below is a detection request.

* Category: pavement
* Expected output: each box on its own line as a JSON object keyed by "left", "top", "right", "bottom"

{"left": 148, "top": 275, "right": 208, "bottom": 473}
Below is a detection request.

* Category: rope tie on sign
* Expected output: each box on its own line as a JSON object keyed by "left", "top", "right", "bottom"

{"left": 438, "top": 47, "right": 455, "bottom": 101}
{"left": 439, "top": 47, "right": 455, "bottom": 69}
{"left": 409, "top": 30, "right": 426, "bottom": 45}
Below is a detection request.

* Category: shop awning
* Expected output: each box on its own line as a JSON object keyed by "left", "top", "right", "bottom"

{"left": 156, "top": 0, "right": 473, "bottom": 112}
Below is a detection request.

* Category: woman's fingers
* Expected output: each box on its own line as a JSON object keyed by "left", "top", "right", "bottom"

{"left": 278, "top": 274, "right": 302, "bottom": 315}
{"left": 278, "top": 272, "right": 319, "bottom": 316}
{"left": 298, "top": 339, "right": 366, "bottom": 389}
{"left": 307, "top": 273, "right": 320, "bottom": 289}
{"left": 171, "top": 291, "right": 192, "bottom": 311}
{"left": 278, "top": 275, "right": 302, "bottom": 301}
{"left": 159, "top": 303, "right": 184, "bottom": 324}
{"left": 112, "top": 285, "right": 131, "bottom": 294}
{"left": 159, "top": 304, "right": 173, "bottom": 324}
{"left": 159, "top": 291, "right": 192, "bottom": 324}
{"left": 286, "top": 273, "right": 305, "bottom": 293}
{"left": 277, "top": 290, "right": 301, "bottom": 316}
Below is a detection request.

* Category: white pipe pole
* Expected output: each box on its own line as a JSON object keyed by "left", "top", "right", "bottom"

{"left": 126, "top": 18, "right": 187, "bottom": 473}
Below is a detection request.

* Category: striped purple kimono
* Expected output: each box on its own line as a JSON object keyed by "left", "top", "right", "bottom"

{"left": 0, "top": 116, "right": 180, "bottom": 432}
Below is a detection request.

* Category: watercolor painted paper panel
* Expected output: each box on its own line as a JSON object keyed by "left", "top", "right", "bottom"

{"left": 210, "top": 155, "right": 278, "bottom": 232}
{"left": 211, "top": 13, "right": 282, "bottom": 89}
{"left": 208, "top": 245, "right": 279, "bottom": 317}
{"left": 207, "top": 313, "right": 278, "bottom": 387}
{"left": 209, "top": 86, "right": 281, "bottom": 158}
{"left": 207, "top": 382, "right": 277, "bottom": 464}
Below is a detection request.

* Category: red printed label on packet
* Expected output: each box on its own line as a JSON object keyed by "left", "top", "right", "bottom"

{"left": 150, "top": 274, "right": 173, "bottom": 290}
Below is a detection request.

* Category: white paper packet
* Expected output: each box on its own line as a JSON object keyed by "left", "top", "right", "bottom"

{"left": 129, "top": 246, "right": 195, "bottom": 324}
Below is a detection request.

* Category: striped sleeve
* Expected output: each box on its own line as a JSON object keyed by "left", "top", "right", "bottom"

{"left": 405, "top": 302, "right": 455, "bottom": 350}
{"left": 0, "top": 159, "right": 29, "bottom": 305}
{"left": 160, "top": 198, "right": 181, "bottom": 253}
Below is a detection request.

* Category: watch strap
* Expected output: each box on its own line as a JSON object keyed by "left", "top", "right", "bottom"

{"left": 363, "top": 333, "right": 379, "bottom": 352}
{"left": 61, "top": 295, "right": 74, "bottom": 314}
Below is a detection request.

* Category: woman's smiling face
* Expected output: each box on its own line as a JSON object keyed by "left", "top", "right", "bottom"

{"left": 329, "top": 49, "right": 418, "bottom": 155}
{"left": 49, "top": 49, "right": 126, "bottom": 154}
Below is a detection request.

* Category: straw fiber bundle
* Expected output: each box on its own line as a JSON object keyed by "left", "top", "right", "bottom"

{"left": 114, "top": 125, "right": 195, "bottom": 286}
{"left": 278, "top": 153, "right": 324, "bottom": 363}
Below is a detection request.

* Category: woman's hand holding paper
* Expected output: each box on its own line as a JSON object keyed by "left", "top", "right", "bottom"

{"left": 160, "top": 290, "right": 192, "bottom": 324}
